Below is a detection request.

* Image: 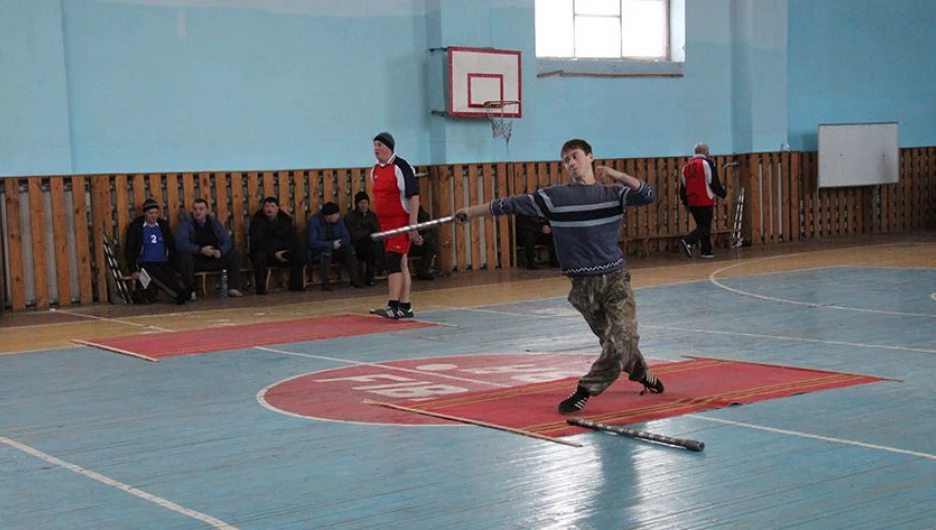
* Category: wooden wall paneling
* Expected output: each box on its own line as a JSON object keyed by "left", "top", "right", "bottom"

{"left": 666, "top": 157, "right": 678, "bottom": 238}
{"left": 292, "top": 170, "right": 307, "bottom": 234}
{"left": 4, "top": 180, "right": 27, "bottom": 310}
{"left": 482, "top": 163, "right": 497, "bottom": 270}
{"left": 49, "top": 177, "right": 72, "bottom": 306}
{"left": 322, "top": 170, "right": 336, "bottom": 212}
{"left": 260, "top": 171, "right": 274, "bottom": 202}
{"left": 453, "top": 164, "right": 466, "bottom": 272}
{"left": 789, "top": 152, "right": 801, "bottom": 241}
{"left": 277, "top": 171, "right": 290, "bottom": 216}
{"left": 27, "top": 178, "right": 49, "bottom": 308}
{"left": 437, "top": 166, "right": 455, "bottom": 272}
{"left": 71, "top": 176, "right": 94, "bottom": 305}
{"left": 182, "top": 173, "right": 196, "bottom": 215}
{"left": 468, "top": 165, "right": 482, "bottom": 270}
{"left": 114, "top": 175, "right": 131, "bottom": 249}
{"left": 748, "top": 154, "right": 763, "bottom": 244}
{"left": 215, "top": 173, "right": 230, "bottom": 229}
{"left": 165, "top": 174, "right": 181, "bottom": 226}
{"left": 229, "top": 172, "right": 246, "bottom": 263}
{"left": 246, "top": 172, "right": 260, "bottom": 218}
{"left": 496, "top": 163, "right": 511, "bottom": 269}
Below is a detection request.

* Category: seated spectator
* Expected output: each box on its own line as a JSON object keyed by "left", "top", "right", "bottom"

{"left": 516, "top": 214, "right": 559, "bottom": 270}
{"left": 174, "top": 198, "right": 243, "bottom": 299}
{"left": 307, "top": 202, "right": 362, "bottom": 291}
{"left": 344, "top": 191, "right": 382, "bottom": 286}
{"left": 408, "top": 206, "right": 437, "bottom": 281}
{"left": 124, "top": 199, "right": 188, "bottom": 304}
{"left": 249, "top": 197, "right": 305, "bottom": 294}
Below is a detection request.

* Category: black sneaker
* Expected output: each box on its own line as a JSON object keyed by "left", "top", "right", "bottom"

{"left": 679, "top": 239, "right": 692, "bottom": 258}
{"left": 639, "top": 373, "right": 665, "bottom": 395}
{"left": 700, "top": 253, "right": 715, "bottom": 259}
{"left": 396, "top": 308, "right": 414, "bottom": 319}
{"left": 558, "top": 386, "right": 590, "bottom": 414}
{"left": 372, "top": 307, "right": 399, "bottom": 319}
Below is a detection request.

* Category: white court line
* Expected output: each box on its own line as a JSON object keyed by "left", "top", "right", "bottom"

{"left": 0, "top": 346, "right": 71, "bottom": 356}
{"left": 708, "top": 258, "right": 936, "bottom": 318}
{"left": 455, "top": 306, "right": 563, "bottom": 319}
{"left": 642, "top": 324, "right": 936, "bottom": 356}
{"left": 455, "top": 306, "right": 936, "bottom": 356}
{"left": 53, "top": 308, "right": 175, "bottom": 332}
{"left": 0, "top": 433, "right": 238, "bottom": 529}
{"left": 687, "top": 416, "right": 936, "bottom": 461}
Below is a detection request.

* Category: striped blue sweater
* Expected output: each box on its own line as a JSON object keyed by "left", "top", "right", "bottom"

{"left": 490, "top": 181, "right": 654, "bottom": 277}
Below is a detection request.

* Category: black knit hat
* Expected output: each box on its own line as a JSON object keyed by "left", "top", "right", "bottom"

{"left": 354, "top": 191, "right": 370, "bottom": 205}
{"left": 321, "top": 202, "right": 340, "bottom": 216}
{"left": 373, "top": 132, "right": 395, "bottom": 151}
{"left": 142, "top": 199, "right": 159, "bottom": 213}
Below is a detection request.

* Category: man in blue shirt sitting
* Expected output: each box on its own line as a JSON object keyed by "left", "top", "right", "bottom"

{"left": 124, "top": 199, "right": 187, "bottom": 304}
{"left": 307, "top": 202, "right": 362, "bottom": 291}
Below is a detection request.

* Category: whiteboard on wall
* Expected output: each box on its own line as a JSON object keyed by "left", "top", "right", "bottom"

{"left": 818, "top": 122, "right": 899, "bottom": 188}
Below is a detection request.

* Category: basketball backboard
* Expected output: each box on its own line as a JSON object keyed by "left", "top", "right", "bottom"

{"left": 443, "top": 47, "right": 522, "bottom": 118}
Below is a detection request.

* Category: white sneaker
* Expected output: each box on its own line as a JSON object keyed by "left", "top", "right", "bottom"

{"left": 190, "top": 291, "right": 197, "bottom": 301}
{"left": 227, "top": 289, "right": 243, "bottom": 297}
{"left": 679, "top": 239, "right": 692, "bottom": 258}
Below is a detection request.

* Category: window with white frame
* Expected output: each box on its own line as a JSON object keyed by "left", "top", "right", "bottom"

{"left": 535, "top": 0, "right": 684, "bottom": 62}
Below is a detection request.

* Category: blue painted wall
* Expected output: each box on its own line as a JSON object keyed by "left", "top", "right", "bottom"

{"left": 0, "top": 0, "right": 933, "bottom": 176}
{"left": 60, "top": 0, "right": 430, "bottom": 174}
{"left": 0, "top": 0, "right": 73, "bottom": 176}
{"left": 787, "top": 0, "right": 936, "bottom": 150}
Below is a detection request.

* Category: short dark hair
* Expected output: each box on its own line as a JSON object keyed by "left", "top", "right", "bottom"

{"left": 262, "top": 196, "right": 279, "bottom": 206}
{"left": 561, "top": 139, "right": 593, "bottom": 157}
{"left": 193, "top": 198, "right": 209, "bottom": 207}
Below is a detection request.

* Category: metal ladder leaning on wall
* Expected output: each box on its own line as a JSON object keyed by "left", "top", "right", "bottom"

{"left": 731, "top": 188, "right": 745, "bottom": 249}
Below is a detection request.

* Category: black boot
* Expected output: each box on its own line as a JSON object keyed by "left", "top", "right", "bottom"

{"left": 558, "top": 385, "right": 590, "bottom": 414}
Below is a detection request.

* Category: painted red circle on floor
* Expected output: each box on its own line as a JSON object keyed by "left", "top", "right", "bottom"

{"left": 259, "top": 353, "right": 592, "bottom": 425}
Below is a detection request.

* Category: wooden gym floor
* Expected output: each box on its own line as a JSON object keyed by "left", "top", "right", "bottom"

{"left": 0, "top": 233, "right": 934, "bottom": 529}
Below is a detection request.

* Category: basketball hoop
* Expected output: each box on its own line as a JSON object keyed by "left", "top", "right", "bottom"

{"left": 482, "top": 100, "right": 520, "bottom": 145}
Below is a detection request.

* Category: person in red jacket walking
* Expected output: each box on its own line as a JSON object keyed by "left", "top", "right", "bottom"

{"left": 679, "top": 142, "right": 727, "bottom": 259}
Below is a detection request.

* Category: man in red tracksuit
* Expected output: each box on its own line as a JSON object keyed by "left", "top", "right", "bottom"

{"left": 369, "top": 132, "right": 421, "bottom": 319}
{"left": 679, "top": 142, "right": 727, "bottom": 259}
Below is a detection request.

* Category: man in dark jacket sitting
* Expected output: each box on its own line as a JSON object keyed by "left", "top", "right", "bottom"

{"left": 174, "top": 198, "right": 243, "bottom": 299}
{"left": 344, "top": 191, "right": 382, "bottom": 286}
{"left": 307, "top": 202, "right": 362, "bottom": 291}
{"left": 249, "top": 196, "right": 305, "bottom": 294}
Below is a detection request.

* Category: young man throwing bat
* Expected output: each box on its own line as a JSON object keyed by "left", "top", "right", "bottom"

{"left": 454, "top": 139, "right": 665, "bottom": 414}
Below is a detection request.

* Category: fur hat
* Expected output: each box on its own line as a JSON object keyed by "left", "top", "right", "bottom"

{"left": 321, "top": 202, "right": 340, "bottom": 216}
{"left": 373, "top": 132, "right": 395, "bottom": 151}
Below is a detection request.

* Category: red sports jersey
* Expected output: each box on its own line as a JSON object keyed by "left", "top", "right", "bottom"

{"left": 681, "top": 156, "right": 716, "bottom": 207}
{"left": 371, "top": 154, "right": 419, "bottom": 254}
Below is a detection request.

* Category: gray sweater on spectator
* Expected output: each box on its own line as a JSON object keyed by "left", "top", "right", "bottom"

{"left": 489, "top": 181, "right": 654, "bottom": 277}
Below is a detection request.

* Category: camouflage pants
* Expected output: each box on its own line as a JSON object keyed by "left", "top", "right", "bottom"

{"left": 567, "top": 268, "right": 649, "bottom": 396}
